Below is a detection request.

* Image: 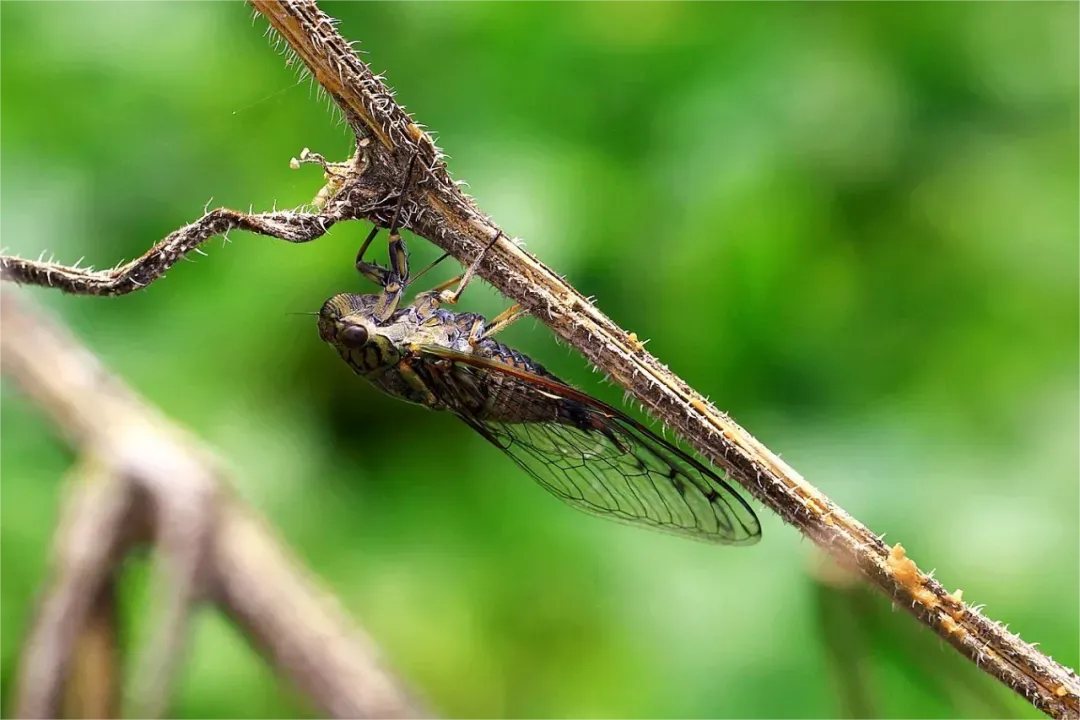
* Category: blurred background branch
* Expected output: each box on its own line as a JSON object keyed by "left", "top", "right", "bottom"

{"left": 1, "top": 289, "right": 424, "bottom": 719}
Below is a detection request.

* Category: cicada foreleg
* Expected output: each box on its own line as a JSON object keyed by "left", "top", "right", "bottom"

{"left": 357, "top": 153, "right": 420, "bottom": 322}
{"left": 355, "top": 225, "right": 393, "bottom": 286}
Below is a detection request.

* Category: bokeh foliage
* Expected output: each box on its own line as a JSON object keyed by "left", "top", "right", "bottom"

{"left": 1, "top": 3, "right": 1077, "bottom": 718}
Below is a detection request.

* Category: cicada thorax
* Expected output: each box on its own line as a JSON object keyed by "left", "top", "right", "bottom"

{"left": 339, "top": 336, "right": 401, "bottom": 375}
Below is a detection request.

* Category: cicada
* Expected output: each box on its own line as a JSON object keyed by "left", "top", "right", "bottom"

{"left": 316, "top": 158, "right": 760, "bottom": 545}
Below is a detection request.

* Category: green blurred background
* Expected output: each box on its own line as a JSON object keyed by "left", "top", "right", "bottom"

{"left": 2, "top": 3, "right": 1077, "bottom": 718}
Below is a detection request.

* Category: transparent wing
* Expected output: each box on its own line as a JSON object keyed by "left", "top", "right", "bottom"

{"left": 411, "top": 346, "right": 761, "bottom": 546}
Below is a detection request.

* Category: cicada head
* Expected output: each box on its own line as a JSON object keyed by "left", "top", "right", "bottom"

{"left": 318, "top": 293, "right": 365, "bottom": 343}
{"left": 317, "top": 292, "right": 404, "bottom": 374}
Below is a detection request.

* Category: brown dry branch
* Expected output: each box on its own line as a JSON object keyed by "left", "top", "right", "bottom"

{"left": 62, "top": 569, "right": 121, "bottom": 720}
{"left": 1, "top": 1, "right": 1076, "bottom": 718}
{"left": 1, "top": 290, "right": 425, "bottom": 720}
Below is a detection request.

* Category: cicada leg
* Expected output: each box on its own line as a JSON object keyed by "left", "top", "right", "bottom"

{"left": 412, "top": 230, "right": 505, "bottom": 315}
{"left": 355, "top": 225, "right": 393, "bottom": 287}
{"left": 477, "top": 303, "right": 528, "bottom": 341}
{"left": 358, "top": 153, "right": 420, "bottom": 322}
{"left": 396, "top": 355, "right": 440, "bottom": 407}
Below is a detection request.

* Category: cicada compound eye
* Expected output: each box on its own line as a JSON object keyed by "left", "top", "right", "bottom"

{"left": 339, "top": 324, "right": 369, "bottom": 349}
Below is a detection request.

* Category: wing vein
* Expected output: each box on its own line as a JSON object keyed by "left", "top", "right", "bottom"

{"left": 410, "top": 346, "right": 761, "bottom": 545}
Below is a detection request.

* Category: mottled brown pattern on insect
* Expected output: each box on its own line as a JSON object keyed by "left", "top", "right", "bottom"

{"left": 318, "top": 287, "right": 760, "bottom": 546}
{"left": 314, "top": 150, "right": 758, "bottom": 546}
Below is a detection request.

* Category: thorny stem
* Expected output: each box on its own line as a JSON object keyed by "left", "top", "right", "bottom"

{"left": 1, "top": 1, "right": 1077, "bottom": 718}
{"left": 0, "top": 208, "right": 349, "bottom": 296}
